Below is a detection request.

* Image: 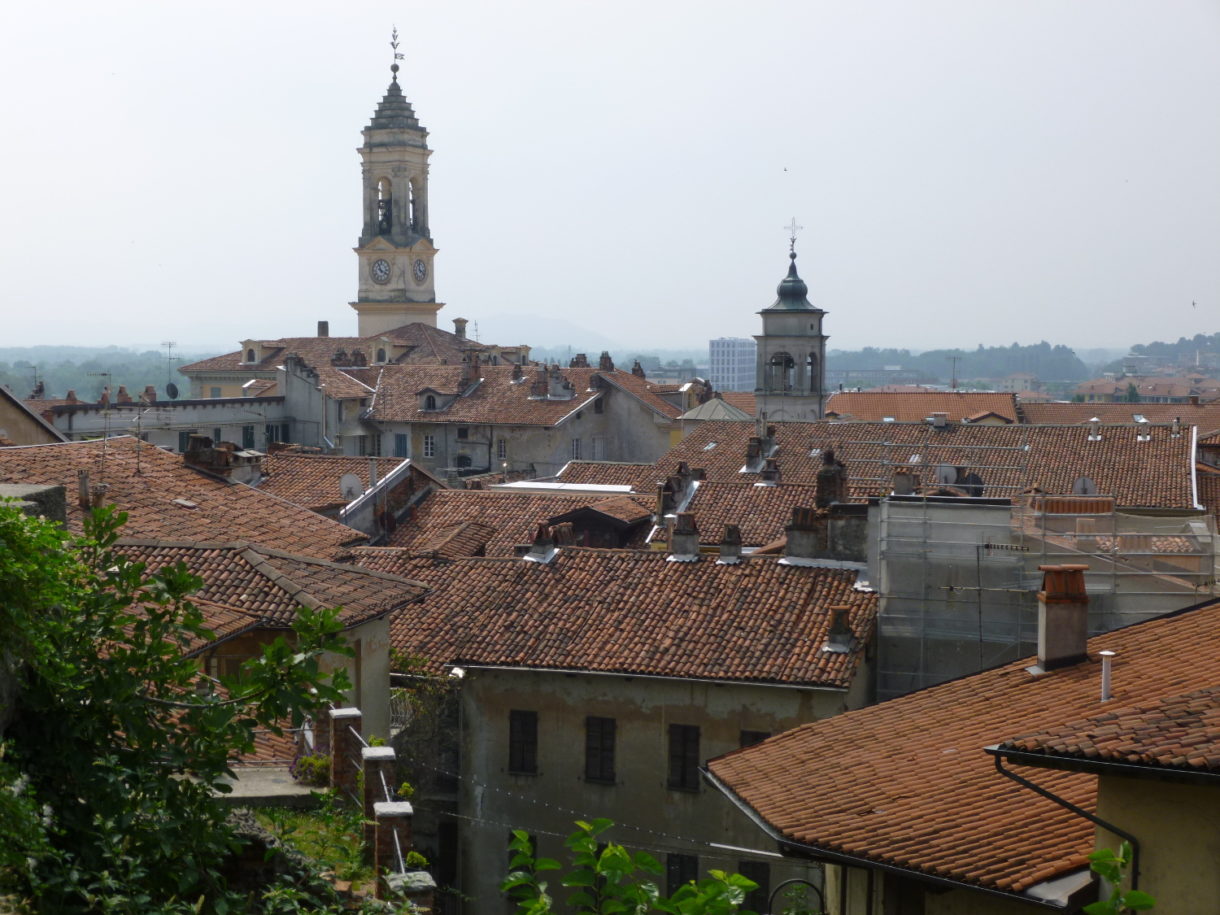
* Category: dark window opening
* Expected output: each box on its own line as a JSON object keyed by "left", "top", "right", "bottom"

{"left": 508, "top": 710, "right": 537, "bottom": 775}
{"left": 424, "top": 394, "right": 437, "bottom": 411}
{"left": 584, "top": 716, "right": 616, "bottom": 784}
{"left": 394, "top": 433, "right": 409, "bottom": 458}
{"left": 241, "top": 425, "right": 255, "bottom": 449}
{"left": 739, "top": 730, "right": 770, "bottom": 749}
{"left": 666, "top": 854, "right": 698, "bottom": 896}
{"left": 377, "top": 178, "right": 393, "bottom": 235}
{"left": 769, "top": 352, "right": 795, "bottom": 392}
{"left": 457, "top": 427, "right": 469, "bottom": 440}
{"left": 667, "top": 724, "right": 700, "bottom": 792}
{"left": 737, "top": 861, "right": 770, "bottom": 913}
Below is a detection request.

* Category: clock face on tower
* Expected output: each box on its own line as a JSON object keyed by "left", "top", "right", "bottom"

{"left": 413, "top": 258, "right": 428, "bottom": 283}
{"left": 371, "top": 259, "right": 391, "bottom": 284}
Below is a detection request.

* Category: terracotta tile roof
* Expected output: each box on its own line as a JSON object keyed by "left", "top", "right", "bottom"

{"left": 117, "top": 539, "right": 428, "bottom": 629}
{"left": 720, "top": 392, "right": 756, "bottom": 414}
{"left": 650, "top": 482, "right": 825, "bottom": 548}
{"left": 707, "top": 597, "right": 1220, "bottom": 897}
{"left": 636, "top": 420, "right": 1197, "bottom": 508}
{"left": 179, "top": 322, "right": 487, "bottom": 376}
{"left": 999, "top": 685, "right": 1220, "bottom": 775}
{"left": 0, "top": 437, "right": 367, "bottom": 559}
{"left": 555, "top": 461, "right": 652, "bottom": 488}
{"left": 235, "top": 727, "right": 301, "bottom": 768}
{"left": 257, "top": 453, "right": 409, "bottom": 511}
{"left": 598, "top": 372, "right": 684, "bottom": 419}
{"left": 386, "top": 489, "right": 651, "bottom": 556}
{"left": 370, "top": 364, "right": 603, "bottom": 426}
{"left": 349, "top": 547, "right": 876, "bottom": 686}
{"left": 825, "top": 391, "right": 1019, "bottom": 423}
{"left": 1020, "top": 401, "right": 1220, "bottom": 433}
{"left": 413, "top": 520, "right": 499, "bottom": 558}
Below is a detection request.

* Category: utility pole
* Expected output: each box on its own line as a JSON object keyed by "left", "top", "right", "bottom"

{"left": 946, "top": 356, "right": 961, "bottom": 390}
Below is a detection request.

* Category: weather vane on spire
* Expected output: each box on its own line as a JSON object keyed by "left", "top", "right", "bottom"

{"left": 784, "top": 217, "right": 804, "bottom": 255}
{"left": 389, "top": 26, "right": 404, "bottom": 81}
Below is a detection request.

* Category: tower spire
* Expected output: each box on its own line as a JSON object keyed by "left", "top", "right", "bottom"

{"left": 389, "top": 26, "right": 404, "bottom": 82}
{"left": 784, "top": 217, "right": 804, "bottom": 256}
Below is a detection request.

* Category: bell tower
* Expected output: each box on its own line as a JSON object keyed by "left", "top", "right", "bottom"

{"left": 351, "top": 31, "right": 443, "bottom": 335}
{"left": 754, "top": 221, "right": 828, "bottom": 422}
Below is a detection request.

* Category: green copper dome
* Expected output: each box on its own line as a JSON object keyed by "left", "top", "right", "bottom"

{"left": 765, "top": 251, "right": 819, "bottom": 312}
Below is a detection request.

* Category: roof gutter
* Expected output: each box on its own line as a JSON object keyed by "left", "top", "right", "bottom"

{"left": 1190, "top": 423, "right": 1202, "bottom": 510}
{"left": 448, "top": 662, "right": 848, "bottom": 693}
{"left": 701, "top": 766, "right": 1071, "bottom": 910}
{"left": 985, "top": 748, "right": 1140, "bottom": 890}
{"left": 988, "top": 743, "right": 1220, "bottom": 787}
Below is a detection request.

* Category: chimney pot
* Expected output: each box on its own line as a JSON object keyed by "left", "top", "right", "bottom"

{"left": 759, "top": 458, "right": 781, "bottom": 485}
{"left": 453, "top": 317, "right": 468, "bottom": 339}
{"left": 1035, "top": 563, "right": 1090, "bottom": 671}
{"left": 1099, "top": 649, "right": 1116, "bottom": 701}
{"left": 667, "top": 512, "right": 700, "bottom": 562}
{"left": 823, "top": 605, "right": 854, "bottom": 653}
{"left": 717, "top": 524, "right": 742, "bottom": 565}
{"left": 317, "top": 320, "right": 329, "bottom": 338}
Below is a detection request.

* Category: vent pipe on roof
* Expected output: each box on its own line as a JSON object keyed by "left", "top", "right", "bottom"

{"left": 1034, "top": 564, "right": 1090, "bottom": 672}
{"left": 317, "top": 320, "right": 329, "bottom": 338}
{"left": 1088, "top": 418, "right": 1101, "bottom": 442}
{"left": 1099, "top": 649, "right": 1116, "bottom": 701}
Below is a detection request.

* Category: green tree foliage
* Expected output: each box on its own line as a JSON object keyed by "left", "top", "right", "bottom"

{"left": 1082, "top": 842, "right": 1155, "bottom": 914}
{"left": 826, "top": 342, "right": 1089, "bottom": 383}
{"left": 0, "top": 503, "right": 365, "bottom": 912}
{"left": 0, "top": 345, "right": 218, "bottom": 401}
{"left": 502, "top": 819, "right": 761, "bottom": 915}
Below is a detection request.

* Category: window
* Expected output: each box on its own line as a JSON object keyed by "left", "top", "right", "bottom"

{"left": 357, "top": 435, "right": 368, "bottom": 456}
{"left": 424, "top": 394, "right": 437, "bottom": 411}
{"left": 667, "top": 724, "right": 700, "bottom": 791}
{"left": 241, "top": 425, "right": 255, "bottom": 449}
{"left": 594, "top": 397, "right": 604, "bottom": 414}
{"left": 737, "top": 861, "right": 770, "bottom": 913}
{"left": 584, "top": 716, "right": 616, "bottom": 784}
{"left": 394, "top": 433, "right": 409, "bottom": 458}
{"left": 457, "top": 427, "right": 469, "bottom": 440}
{"left": 177, "top": 429, "right": 197, "bottom": 452}
{"left": 377, "top": 177, "right": 393, "bottom": 234}
{"left": 376, "top": 347, "right": 386, "bottom": 363}
{"left": 508, "top": 710, "right": 538, "bottom": 775}
{"left": 455, "top": 454, "right": 472, "bottom": 469}
{"left": 739, "top": 730, "right": 770, "bottom": 749}
{"left": 212, "top": 428, "right": 222, "bottom": 443}
{"left": 571, "top": 438, "right": 582, "bottom": 460}
{"left": 245, "top": 349, "right": 256, "bottom": 363}
{"left": 666, "top": 854, "right": 698, "bottom": 896}
{"left": 209, "top": 387, "right": 222, "bottom": 398}
{"left": 423, "top": 434, "right": 436, "bottom": 458}
{"left": 497, "top": 438, "right": 507, "bottom": 461}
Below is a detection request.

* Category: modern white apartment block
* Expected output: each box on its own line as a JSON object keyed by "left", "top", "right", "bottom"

{"left": 708, "top": 337, "right": 757, "bottom": 391}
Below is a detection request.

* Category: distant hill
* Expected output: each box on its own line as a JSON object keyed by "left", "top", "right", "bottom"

{"left": 0, "top": 346, "right": 218, "bottom": 401}
{"left": 827, "top": 342, "right": 1088, "bottom": 383}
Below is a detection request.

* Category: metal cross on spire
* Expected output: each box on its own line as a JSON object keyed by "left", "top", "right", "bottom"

{"left": 784, "top": 217, "right": 804, "bottom": 254}
{"left": 389, "top": 27, "right": 404, "bottom": 81}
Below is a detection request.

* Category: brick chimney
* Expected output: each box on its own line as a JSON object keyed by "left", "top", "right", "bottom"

{"left": 511, "top": 363, "right": 524, "bottom": 384}
{"left": 929, "top": 412, "right": 949, "bottom": 429}
{"left": 116, "top": 386, "right": 132, "bottom": 404}
{"left": 892, "top": 467, "right": 919, "bottom": 495}
{"left": 717, "top": 524, "right": 742, "bottom": 565}
{"left": 141, "top": 385, "right": 157, "bottom": 404}
{"left": 631, "top": 360, "right": 646, "bottom": 378}
{"left": 569, "top": 353, "right": 589, "bottom": 368}
{"left": 822, "top": 606, "right": 855, "bottom": 653}
{"left": 784, "top": 506, "right": 826, "bottom": 564}
{"left": 453, "top": 317, "right": 468, "bottom": 340}
{"left": 598, "top": 351, "right": 615, "bottom": 371}
{"left": 745, "top": 436, "right": 763, "bottom": 468}
{"left": 65, "top": 389, "right": 78, "bottom": 404}
{"left": 317, "top": 320, "right": 329, "bottom": 338}
{"left": 667, "top": 512, "right": 700, "bottom": 562}
{"left": 1035, "top": 564, "right": 1090, "bottom": 671}
{"left": 98, "top": 386, "right": 110, "bottom": 408}
{"left": 530, "top": 366, "right": 548, "bottom": 398}
{"left": 460, "top": 351, "right": 479, "bottom": 389}
{"left": 816, "top": 448, "right": 848, "bottom": 507}
{"left": 522, "top": 524, "right": 559, "bottom": 564}
{"left": 183, "top": 435, "right": 264, "bottom": 484}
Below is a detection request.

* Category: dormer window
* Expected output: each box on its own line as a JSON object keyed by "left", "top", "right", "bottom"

{"left": 424, "top": 394, "right": 437, "bottom": 411}
{"left": 376, "top": 347, "right": 387, "bottom": 363}
{"left": 246, "top": 349, "right": 256, "bottom": 363}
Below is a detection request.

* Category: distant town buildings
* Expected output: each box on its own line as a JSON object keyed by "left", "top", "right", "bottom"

{"left": 707, "top": 337, "right": 755, "bottom": 391}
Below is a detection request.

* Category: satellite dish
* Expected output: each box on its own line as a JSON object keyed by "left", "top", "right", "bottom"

{"left": 339, "top": 473, "right": 363, "bottom": 501}
{"left": 1072, "top": 476, "right": 1098, "bottom": 495}
{"left": 934, "top": 463, "right": 957, "bottom": 485}
{"left": 166, "top": 382, "right": 180, "bottom": 400}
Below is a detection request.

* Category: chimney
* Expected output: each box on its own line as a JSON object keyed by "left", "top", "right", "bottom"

{"left": 929, "top": 412, "right": 949, "bottom": 429}
{"left": 1171, "top": 417, "right": 1182, "bottom": 438}
{"left": 522, "top": 524, "right": 559, "bottom": 563}
{"left": 547, "top": 365, "right": 572, "bottom": 399}
{"left": 1189, "top": 394, "right": 1200, "bottom": 406}
{"left": 116, "top": 386, "right": 132, "bottom": 404}
{"left": 1099, "top": 649, "right": 1116, "bottom": 701}
{"left": 182, "top": 435, "right": 265, "bottom": 484}
{"left": 892, "top": 467, "right": 918, "bottom": 496}
{"left": 77, "top": 469, "right": 91, "bottom": 510}
{"left": 717, "top": 524, "right": 742, "bottom": 565}
{"left": 1035, "top": 564, "right": 1090, "bottom": 672}
{"left": 141, "top": 385, "right": 157, "bottom": 404}
{"left": 551, "top": 522, "right": 576, "bottom": 546}
{"left": 65, "top": 389, "right": 78, "bottom": 404}
{"left": 746, "top": 436, "right": 762, "bottom": 465}
{"left": 98, "top": 386, "right": 110, "bottom": 408}
{"left": 784, "top": 506, "right": 826, "bottom": 563}
{"left": 530, "top": 366, "right": 548, "bottom": 398}
{"left": 569, "top": 353, "right": 589, "bottom": 368}
{"left": 453, "top": 318, "right": 468, "bottom": 340}
{"left": 1088, "top": 418, "right": 1101, "bottom": 441}
{"left": 460, "top": 351, "right": 479, "bottom": 389}
{"left": 631, "top": 360, "right": 646, "bottom": 378}
{"left": 822, "top": 606, "right": 854, "bottom": 654}
{"left": 598, "top": 351, "right": 615, "bottom": 372}
{"left": 667, "top": 512, "right": 700, "bottom": 562}
{"left": 815, "top": 448, "right": 848, "bottom": 507}
{"left": 511, "top": 363, "right": 524, "bottom": 384}
{"left": 758, "top": 458, "right": 781, "bottom": 486}
{"left": 317, "top": 320, "right": 329, "bottom": 338}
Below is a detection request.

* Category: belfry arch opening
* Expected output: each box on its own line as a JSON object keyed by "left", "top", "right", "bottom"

{"left": 408, "top": 178, "right": 420, "bottom": 233}
{"left": 806, "top": 352, "right": 819, "bottom": 393}
{"left": 377, "top": 178, "right": 393, "bottom": 235}
{"left": 769, "top": 352, "right": 795, "bottom": 392}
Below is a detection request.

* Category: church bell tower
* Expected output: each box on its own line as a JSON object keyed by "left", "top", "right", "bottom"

{"left": 351, "top": 33, "right": 443, "bottom": 335}
{"left": 754, "top": 224, "right": 828, "bottom": 422}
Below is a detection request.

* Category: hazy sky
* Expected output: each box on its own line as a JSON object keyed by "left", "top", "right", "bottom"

{"left": 1, "top": 1, "right": 1217, "bottom": 354}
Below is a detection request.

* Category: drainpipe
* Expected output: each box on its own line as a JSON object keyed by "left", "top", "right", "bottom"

{"left": 988, "top": 752, "right": 1140, "bottom": 890}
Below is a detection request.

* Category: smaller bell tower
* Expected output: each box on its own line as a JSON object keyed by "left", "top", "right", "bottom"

{"left": 351, "top": 30, "right": 443, "bottom": 335}
{"left": 754, "top": 220, "right": 828, "bottom": 422}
